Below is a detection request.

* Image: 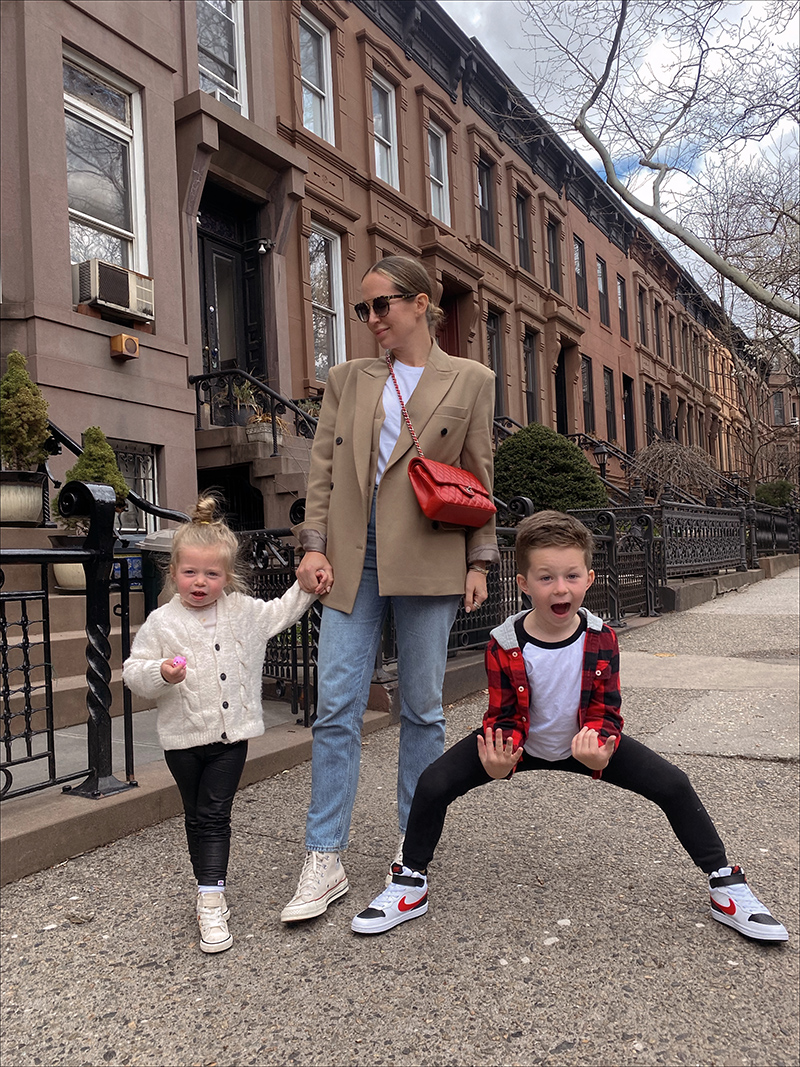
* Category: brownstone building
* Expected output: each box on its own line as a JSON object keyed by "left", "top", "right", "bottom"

{"left": 1, "top": 0, "right": 781, "bottom": 531}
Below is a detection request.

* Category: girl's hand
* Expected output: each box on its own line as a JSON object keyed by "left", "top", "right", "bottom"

{"left": 477, "top": 726, "right": 522, "bottom": 779}
{"left": 571, "top": 726, "right": 616, "bottom": 770}
{"left": 464, "top": 568, "right": 488, "bottom": 614}
{"left": 161, "top": 659, "right": 186, "bottom": 684}
{"left": 297, "top": 551, "right": 333, "bottom": 596}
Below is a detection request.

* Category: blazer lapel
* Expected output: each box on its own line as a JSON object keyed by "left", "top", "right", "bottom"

{"left": 353, "top": 358, "right": 390, "bottom": 498}
{"left": 384, "top": 342, "right": 457, "bottom": 473}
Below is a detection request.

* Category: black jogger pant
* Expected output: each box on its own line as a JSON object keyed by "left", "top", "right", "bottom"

{"left": 164, "top": 739, "right": 248, "bottom": 886}
{"left": 403, "top": 729, "right": 727, "bottom": 875}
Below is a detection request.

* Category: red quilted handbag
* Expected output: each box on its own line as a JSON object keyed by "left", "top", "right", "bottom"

{"left": 386, "top": 356, "right": 497, "bottom": 529}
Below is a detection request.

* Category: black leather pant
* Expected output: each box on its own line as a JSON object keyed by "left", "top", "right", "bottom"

{"left": 164, "top": 739, "right": 248, "bottom": 886}
{"left": 404, "top": 729, "right": 727, "bottom": 875}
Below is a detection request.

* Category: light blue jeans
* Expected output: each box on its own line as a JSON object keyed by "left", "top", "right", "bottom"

{"left": 305, "top": 493, "right": 461, "bottom": 852}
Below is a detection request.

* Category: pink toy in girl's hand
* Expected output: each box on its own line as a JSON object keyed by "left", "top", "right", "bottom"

{"left": 172, "top": 656, "right": 186, "bottom": 668}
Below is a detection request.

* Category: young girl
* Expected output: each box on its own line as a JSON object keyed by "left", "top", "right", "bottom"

{"left": 123, "top": 496, "right": 322, "bottom": 953}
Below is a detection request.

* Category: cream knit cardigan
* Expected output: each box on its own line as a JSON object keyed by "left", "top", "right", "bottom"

{"left": 122, "top": 582, "right": 316, "bottom": 750}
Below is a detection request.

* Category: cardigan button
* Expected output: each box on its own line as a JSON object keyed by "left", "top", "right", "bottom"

{"left": 221, "top": 732, "right": 227, "bottom": 740}
{"left": 222, "top": 701, "right": 229, "bottom": 709}
{"left": 215, "top": 644, "right": 220, "bottom": 651}
{"left": 220, "top": 673, "right": 226, "bottom": 680}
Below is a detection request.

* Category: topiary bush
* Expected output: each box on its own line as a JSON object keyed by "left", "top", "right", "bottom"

{"left": 755, "top": 480, "right": 794, "bottom": 508}
{"left": 493, "top": 423, "right": 608, "bottom": 512}
{"left": 0, "top": 350, "right": 50, "bottom": 470}
{"left": 55, "top": 426, "right": 128, "bottom": 530}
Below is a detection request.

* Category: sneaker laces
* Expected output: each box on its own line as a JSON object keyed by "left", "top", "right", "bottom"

{"left": 712, "top": 868, "right": 769, "bottom": 916}
{"left": 369, "top": 880, "right": 413, "bottom": 912}
{"left": 296, "top": 852, "right": 332, "bottom": 897}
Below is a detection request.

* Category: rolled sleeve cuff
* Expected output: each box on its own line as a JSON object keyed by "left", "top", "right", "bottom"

{"left": 297, "top": 529, "right": 327, "bottom": 555}
{"left": 467, "top": 544, "right": 501, "bottom": 567}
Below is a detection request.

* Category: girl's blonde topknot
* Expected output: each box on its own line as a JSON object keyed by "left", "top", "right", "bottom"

{"left": 166, "top": 494, "right": 248, "bottom": 595}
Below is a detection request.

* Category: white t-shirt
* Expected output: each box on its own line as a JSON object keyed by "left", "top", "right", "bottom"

{"left": 376, "top": 359, "right": 425, "bottom": 484}
{"left": 515, "top": 613, "right": 586, "bottom": 761}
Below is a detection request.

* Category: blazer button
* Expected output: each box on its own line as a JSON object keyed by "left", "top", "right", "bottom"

{"left": 220, "top": 673, "right": 226, "bottom": 681}
{"left": 441, "top": 428, "right": 448, "bottom": 436}
{"left": 222, "top": 701, "right": 229, "bottom": 709}
{"left": 330, "top": 482, "right": 334, "bottom": 490}
{"left": 432, "top": 521, "right": 439, "bottom": 530}
{"left": 336, "top": 437, "right": 343, "bottom": 445}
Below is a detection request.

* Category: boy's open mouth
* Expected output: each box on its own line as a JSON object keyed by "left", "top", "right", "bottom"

{"left": 551, "top": 602, "right": 571, "bottom": 616}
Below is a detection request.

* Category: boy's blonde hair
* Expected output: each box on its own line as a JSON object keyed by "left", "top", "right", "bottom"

{"left": 514, "top": 510, "right": 595, "bottom": 573}
{"left": 165, "top": 494, "right": 248, "bottom": 595}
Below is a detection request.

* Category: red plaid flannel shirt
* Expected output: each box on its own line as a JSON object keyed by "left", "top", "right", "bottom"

{"left": 482, "top": 608, "right": 624, "bottom": 779}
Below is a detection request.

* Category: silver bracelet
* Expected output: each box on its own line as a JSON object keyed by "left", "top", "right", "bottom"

{"left": 468, "top": 563, "right": 489, "bottom": 575}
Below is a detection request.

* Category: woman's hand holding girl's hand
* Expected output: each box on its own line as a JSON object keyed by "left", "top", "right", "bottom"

{"left": 161, "top": 658, "right": 186, "bottom": 684}
{"left": 296, "top": 551, "right": 334, "bottom": 596}
{"left": 464, "top": 568, "right": 488, "bottom": 613}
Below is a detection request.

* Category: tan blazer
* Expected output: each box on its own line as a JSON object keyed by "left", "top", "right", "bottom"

{"left": 294, "top": 342, "right": 499, "bottom": 614}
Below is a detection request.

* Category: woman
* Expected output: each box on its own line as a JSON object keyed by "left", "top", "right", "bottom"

{"left": 282, "top": 255, "right": 499, "bottom": 922}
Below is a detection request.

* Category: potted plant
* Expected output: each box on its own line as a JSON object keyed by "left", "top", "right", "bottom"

{"left": 0, "top": 350, "right": 50, "bottom": 525}
{"left": 245, "top": 401, "right": 291, "bottom": 445}
{"left": 50, "top": 426, "right": 129, "bottom": 590}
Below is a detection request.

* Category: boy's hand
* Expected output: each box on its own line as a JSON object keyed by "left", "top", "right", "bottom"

{"left": 477, "top": 726, "right": 522, "bottom": 779}
{"left": 571, "top": 726, "right": 616, "bottom": 770}
{"left": 160, "top": 659, "right": 186, "bottom": 684}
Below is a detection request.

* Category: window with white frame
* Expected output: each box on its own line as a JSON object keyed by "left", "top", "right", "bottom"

{"left": 299, "top": 9, "right": 334, "bottom": 143}
{"left": 197, "top": 0, "right": 247, "bottom": 116}
{"left": 308, "top": 224, "right": 344, "bottom": 382}
{"left": 107, "top": 438, "right": 159, "bottom": 534}
{"left": 427, "top": 121, "right": 450, "bottom": 225}
{"left": 63, "top": 53, "right": 147, "bottom": 272}
{"left": 371, "top": 73, "right": 398, "bottom": 187}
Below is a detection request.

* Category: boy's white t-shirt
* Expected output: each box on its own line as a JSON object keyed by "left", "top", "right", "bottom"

{"left": 376, "top": 359, "right": 425, "bottom": 484}
{"left": 515, "top": 613, "right": 586, "bottom": 761}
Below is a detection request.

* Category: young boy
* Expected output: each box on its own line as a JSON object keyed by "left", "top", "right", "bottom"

{"left": 351, "top": 511, "right": 788, "bottom": 943}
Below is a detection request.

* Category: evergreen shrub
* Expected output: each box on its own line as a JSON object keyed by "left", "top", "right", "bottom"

{"left": 755, "top": 480, "right": 794, "bottom": 508}
{"left": 55, "top": 426, "right": 128, "bottom": 529}
{"left": 0, "top": 350, "right": 50, "bottom": 470}
{"left": 493, "top": 423, "right": 608, "bottom": 512}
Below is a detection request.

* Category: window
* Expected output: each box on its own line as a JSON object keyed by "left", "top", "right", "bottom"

{"left": 596, "top": 257, "right": 610, "bottom": 326}
{"left": 427, "top": 122, "right": 450, "bottom": 225}
{"left": 691, "top": 334, "right": 700, "bottom": 380}
{"left": 604, "top": 367, "right": 617, "bottom": 441}
{"left": 681, "top": 324, "right": 689, "bottom": 373}
{"left": 486, "top": 311, "right": 504, "bottom": 416}
{"left": 581, "top": 355, "right": 595, "bottom": 433}
{"left": 644, "top": 383, "right": 656, "bottom": 444}
{"left": 547, "top": 217, "right": 561, "bottom": 293}
{"left": 523, "top": 328, "right": 538, "bottom": 424}
{"left": 299, "top": 9, "right": 333, "bottom": 143}
{"left": 660, "top": 392, "right": 671, "bottom": 437}
{"left": 64, "top": 54, "right": 146, "bottom": 271}
{"left": 687, "top": 404, "right": 694, "bottom": 446}
{"left": 617, "top": 275, "right": 629, "bottom": 340}
{"left": 772, "top": 392, "right": 786, "bottom": 425}
{"left": 668, "top": 313, "right": 676, "bottom": 367}
{"left": 638, "top": 286, "right": 648, "bottom": 346}
{"left": 371, "top": 73, "right": 398, "bottom": 187}
{"left": 308, "top": 224, "right": 344, "bottom": 382}
{"left": 654, "top": 301, "right": 663, "bottom": 359}
{"left": 197, "top": 0, "right": 247, "bottom": 115}
{"left": 477, "top": 157, "right": 495, "bottom": 246}
{"left": 573, "top": 236, "right": 588, "bottom": 311}
{"left": 108, "top": 438, "right": 158, "bottom": 534}
{"left": 516, "top": 192, "right": 531, "bottom": 273}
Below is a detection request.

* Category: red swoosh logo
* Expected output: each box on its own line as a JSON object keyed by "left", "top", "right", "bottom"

{"left": 712, "top": 896, "right": 736, "bottom": 915}
{"left": 398, "top": 894, "right": 427, "bottom": 912}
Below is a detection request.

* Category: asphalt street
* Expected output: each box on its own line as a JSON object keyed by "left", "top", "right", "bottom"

{"left": 1, "top": 570, "right": 798, "bottom": 1067}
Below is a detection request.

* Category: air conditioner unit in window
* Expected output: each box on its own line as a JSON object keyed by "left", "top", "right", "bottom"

{"left": 71, "top": 259, "right": 155, "bottom": 321}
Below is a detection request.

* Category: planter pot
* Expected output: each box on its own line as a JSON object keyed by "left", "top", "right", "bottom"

{"left": 0, "top": 470, "right": 46, "bottom": 526}
{"left": 245, "top": 423, "right": 282, "bottom": 447}
{"left": 48, "top": 533, "right": 87, "bottom": 592}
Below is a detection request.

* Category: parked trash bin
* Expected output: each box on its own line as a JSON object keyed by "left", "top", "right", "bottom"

{"left": 139, "top": 528, "right": 175, "bottom": 617}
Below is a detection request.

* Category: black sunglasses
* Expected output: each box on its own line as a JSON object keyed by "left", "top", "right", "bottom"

{"left": 354, "top": 293, "right": 415, "bottom": 322}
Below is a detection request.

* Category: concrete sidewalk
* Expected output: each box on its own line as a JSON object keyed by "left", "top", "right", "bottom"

{"left": 1, "top": 569, "right": 798, "bottom": 1067}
